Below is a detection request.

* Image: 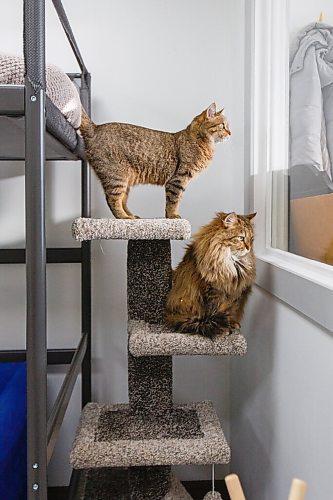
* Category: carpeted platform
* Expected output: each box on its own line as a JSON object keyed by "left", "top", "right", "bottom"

{"left": 128, "top": 320, "right": 247, "bottom": 357}
{"left": 96, "top": 407, "right": 203, "bottom": 441}
{"left": 72, "top": 217, "right": 191, "bottom": 241}
{"left": 70, "top": 401, "right": 230, "bottom": 469}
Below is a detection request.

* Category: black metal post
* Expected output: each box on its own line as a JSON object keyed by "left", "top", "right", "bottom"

{"left": 24, "top": 0, "right": 47, "bottom": 497}
{"left": 80, "top": 74, "right": 92, "bottom": 406}
{"left": 0, "top": 247, "right": 82, "bottom": 264}
{"left": 0, "top": 348, "right": 76, "bottom": 365}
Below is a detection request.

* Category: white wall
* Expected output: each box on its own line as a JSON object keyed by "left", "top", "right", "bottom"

{"left": 0, "top": 0, "right": 245, "bottom": 486}
{"left": 231, "top": 287, "right": 333, "bottom": 499}
{"left": 231, "top": 2, "right": 333, "bottom": 498}
{"left": 289, "top": 0, "right": 333, "bottom": 38}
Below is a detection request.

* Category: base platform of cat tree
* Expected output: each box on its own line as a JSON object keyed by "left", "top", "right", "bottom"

{"left": 70, "top": 401, "right": 230, "bottom": 469}
{"left": 72, "top": 469, "right": 193, "bottom": 500}
{"left": 128, "top": 320, "right": 247, "bottom": 357}
{"left": 72, "top": 217, "right": 191, "bottom": 241}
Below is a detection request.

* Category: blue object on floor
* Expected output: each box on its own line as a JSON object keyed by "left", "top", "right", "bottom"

{"left": 0, "top": 362, "right": 27, "bottom": 500}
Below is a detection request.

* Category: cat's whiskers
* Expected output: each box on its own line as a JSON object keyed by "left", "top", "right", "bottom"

{"left": 210, "top": 137, "right": 216, "bottom": 148}
{"left": 233, "top": 248, "right": 249, "bottom": 259}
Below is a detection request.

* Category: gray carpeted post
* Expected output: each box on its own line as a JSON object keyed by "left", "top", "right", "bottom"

{"left": 127, "top": 240, "right": 172, "bottom": 323}
{"left": 128, "top": 466, "right": 171, "bottom": 500}
{"left": 127, "top": 240, "right": 172, "bottom": 413}
{"left": 127, "top": 239, "right": 173, "bottom": 498}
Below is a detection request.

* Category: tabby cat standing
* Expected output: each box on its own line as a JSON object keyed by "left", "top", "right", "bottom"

{"left": 80, "top": 103, "right": 230, "bottom": 219}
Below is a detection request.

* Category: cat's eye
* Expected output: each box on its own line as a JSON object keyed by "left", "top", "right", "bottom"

{"left": 239, "top": 236, "right": 245, "bottom": 241}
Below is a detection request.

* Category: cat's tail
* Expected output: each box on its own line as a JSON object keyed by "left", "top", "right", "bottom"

{"left": 80, "top": 107, "right": 97, "bottom": 138}
{"left": 168, "top": 312, "right": 230, "bottom": 339}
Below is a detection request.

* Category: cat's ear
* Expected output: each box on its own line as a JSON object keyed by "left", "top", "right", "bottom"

{"left": 206, "top": 102, "right": 216, "bottom": 119}
{"left": 246, "top": 212, "right": 257, "bottom": 221}
{"left": 216, "top": 108, "right": 224, "bottom": 115}
{"left": 224, "top": 212, "right": 238, "bottom": 227}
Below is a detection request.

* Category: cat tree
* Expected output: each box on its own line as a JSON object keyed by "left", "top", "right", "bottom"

{"left": 70, "top": 217, "right": 247, "bottom": 499}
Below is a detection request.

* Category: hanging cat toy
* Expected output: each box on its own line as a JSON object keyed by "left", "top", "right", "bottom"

{"left": 202, "top": 466, "right": 307, "bottom": 500}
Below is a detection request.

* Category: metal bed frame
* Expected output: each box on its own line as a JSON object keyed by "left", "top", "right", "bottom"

{"left": 0, "top": 1, "right": 91, "bottom": 498}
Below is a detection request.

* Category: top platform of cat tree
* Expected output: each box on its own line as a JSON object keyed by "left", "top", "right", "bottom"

{"left": 72, "top": 217, "right": 191, "bottom": 241}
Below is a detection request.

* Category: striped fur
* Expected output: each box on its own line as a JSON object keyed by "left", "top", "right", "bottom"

{"left": 80, "top": 103, "right": 230, "bottom": 219}
{"left": 172, "top": 312, "right": 231, "bottom": 339}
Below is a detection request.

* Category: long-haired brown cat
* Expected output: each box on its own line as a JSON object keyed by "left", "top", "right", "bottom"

{"left": 166, "top": 212, "right": 256, "bottom": 338}
{"left": 80, "top": 103, "right": 230, "bottom": 219}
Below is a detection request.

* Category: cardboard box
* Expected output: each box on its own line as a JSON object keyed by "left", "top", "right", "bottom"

{"left": 290, "top": 193, "right": 333, "bottom": 265}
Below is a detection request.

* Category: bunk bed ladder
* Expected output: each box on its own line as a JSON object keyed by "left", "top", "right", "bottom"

{"left": 0, "top": 0, "right": 91, "bottom": 498}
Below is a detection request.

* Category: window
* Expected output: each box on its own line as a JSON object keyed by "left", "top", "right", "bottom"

{"left": 273, "top": 1, "right": 333, "bottom": 267}
{"left": 247, "top": 0, "right": 333, "bottom": 331}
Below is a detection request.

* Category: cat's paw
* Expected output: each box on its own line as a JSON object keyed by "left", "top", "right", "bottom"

{"left": 166, "top": 214, "right": 181, "bottom": 219}
{"left": 122, "top": 215, "right": 140, "bottom": 220}
{"left": 216, "top": 327, "right": 232, "bottom": 336}
{"left": 223, "top": 328, "right": 232, "bottom": 336}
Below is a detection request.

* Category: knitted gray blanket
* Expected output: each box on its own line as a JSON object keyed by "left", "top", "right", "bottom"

{"left": 0, "top": 54, "right": 81, "bottom": 129}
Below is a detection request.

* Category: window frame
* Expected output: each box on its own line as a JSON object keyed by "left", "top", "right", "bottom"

{"left": 248, "top": 0, "right": 333, "bottom": 332}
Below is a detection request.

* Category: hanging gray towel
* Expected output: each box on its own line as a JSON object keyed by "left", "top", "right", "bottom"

{"left": 290, "top": 22, "right": 333, "bottom": 183}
